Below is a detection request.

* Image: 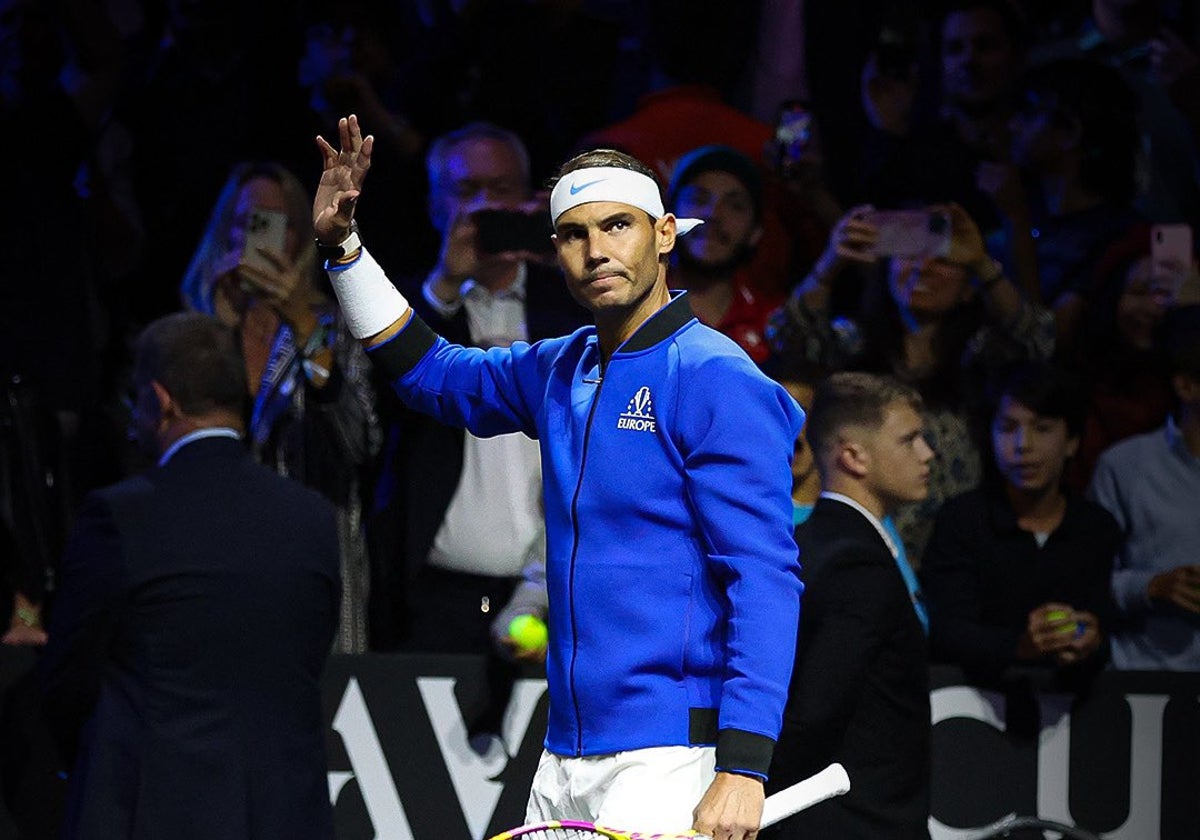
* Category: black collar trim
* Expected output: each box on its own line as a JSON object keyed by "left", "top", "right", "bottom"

{"left": 617, "top": 292, "right": 695, "bottom": 354}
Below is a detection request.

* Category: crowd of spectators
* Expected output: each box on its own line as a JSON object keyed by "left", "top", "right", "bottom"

{"left": 2, "top": 0, "right": 1200, "bottom": 831}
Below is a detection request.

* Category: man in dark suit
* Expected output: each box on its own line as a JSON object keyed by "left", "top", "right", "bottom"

{"left": 768, "top": 371, "right": 934, "bottom": 839}
{"left": 41, "top": 313, "right": 340, "bottom": 840}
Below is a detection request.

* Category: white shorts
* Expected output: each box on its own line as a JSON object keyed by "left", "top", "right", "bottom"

{"left": 525, "top": 745, "right": 717, "bottom": 834}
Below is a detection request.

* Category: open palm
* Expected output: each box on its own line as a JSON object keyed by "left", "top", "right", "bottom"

{"left": 313, "top": 114, "right": 374, "bottom": 241}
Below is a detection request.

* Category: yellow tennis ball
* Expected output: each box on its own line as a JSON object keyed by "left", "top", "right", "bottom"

{"left": 508, "top": 614, "right": 548, "bottom": 652}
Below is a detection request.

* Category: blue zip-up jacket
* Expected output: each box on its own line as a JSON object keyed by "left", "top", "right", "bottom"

{"left": 362, "top": 262, "right": 804, "bottom": 777}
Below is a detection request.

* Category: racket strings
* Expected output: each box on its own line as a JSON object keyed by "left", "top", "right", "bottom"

{"left": 491, "top": 823, "right": 699, "bottom": 840}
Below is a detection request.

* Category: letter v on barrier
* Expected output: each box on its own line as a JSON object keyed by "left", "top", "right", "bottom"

{"left": 330, "top": 677, "right": 414, "bottom": 840}
{"left": 418, "top": 677, "right": 548, "bottom": 839}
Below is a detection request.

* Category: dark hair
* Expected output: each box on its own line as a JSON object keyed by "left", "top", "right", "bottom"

{"left": 1018, "top": 58, "right": 1140, "bottom": 206}
{"left": 856, "top": 268, "right": 984, "bottom": 409}
{"left": 989, "top": 360, "right": 1086, "bottom": 437}
{"left": 133, "top": 313, "right": 248, "bottom": 417}
{"left": 666, "top": 145, "right": 763, "bottom": 220}
{"left": 550, "top": 148, "right": 658, "bottom": 189}
{"left": 807, "top": 372, "right": 924, "bottom": 474}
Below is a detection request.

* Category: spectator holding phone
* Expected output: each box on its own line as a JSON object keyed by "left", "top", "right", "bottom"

{"left": 767, "top": 201, "right": 1053, "bottom": 560}
{"left": 367, "top": 122, "right": 587, "bottom": 741}
{"left": 921, "top": 361, "right": 1118, "bottom": 686}
{"left": 180, "top": 161, "right": 380, "bottom": 653}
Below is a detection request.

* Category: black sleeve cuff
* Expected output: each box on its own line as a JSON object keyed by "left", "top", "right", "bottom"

{"left": 715, "top": 728, "right": 776, "bottom": 778}
{"left": 367, "top": 313, "right": 438, "bottom": 381}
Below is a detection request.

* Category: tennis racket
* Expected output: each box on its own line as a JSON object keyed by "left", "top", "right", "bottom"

{"left": 487, "top": 762, "right": 850, "bottom": 840}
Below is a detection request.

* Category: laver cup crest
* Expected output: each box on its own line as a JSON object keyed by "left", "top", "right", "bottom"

{"left": 618, "top": 387, "right": 656, "bottom": 432}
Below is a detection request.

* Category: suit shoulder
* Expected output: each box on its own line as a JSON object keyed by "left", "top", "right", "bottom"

{"left": 92, "top": 473, "right": 155, "bottom": 515}
{"left": 237, "top": 460, "right": 336, "bottom": 518}
{"left": 798, "top": 506, "right": 892, "bottom": 571}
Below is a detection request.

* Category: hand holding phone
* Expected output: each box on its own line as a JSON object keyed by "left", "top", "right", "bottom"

{"left": 862, "top": 209, "right": 951, "bottom": 259}
{"left": 241, "top": 208, "right": 289, "bottom": 273}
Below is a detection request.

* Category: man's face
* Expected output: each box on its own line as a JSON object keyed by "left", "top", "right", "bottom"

{"left": 991, "top": 395, "right": 1077, "bottom": 493}
{"left": 553, "top": 200, "right": 672, "bottom": 318}
{"left": 941, "top": 8, "right": 1018, "bottom": 109}
{"left": 861, "top": 401, "right": 934, "bottom": 507}
{"left": 672, "top": 170, "right": 761, "bottom": 271}
{"left": 428, "top": 136, "right": 528, "bottom": 233}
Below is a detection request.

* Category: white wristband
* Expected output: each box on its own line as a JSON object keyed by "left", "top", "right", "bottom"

{"left": 326, "top": 247, "right": 411, "bottom": 339}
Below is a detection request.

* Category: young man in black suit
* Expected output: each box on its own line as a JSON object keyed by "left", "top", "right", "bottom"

{"left": 768, "top": 371, "right": 934, "bottom": 839}
{"left": 41, "top": 313, "right": 341, "bottom": 840}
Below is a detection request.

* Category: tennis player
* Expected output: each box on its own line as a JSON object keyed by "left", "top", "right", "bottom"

{"left": 311, "top": 115, "right": 804, "bottom": 840}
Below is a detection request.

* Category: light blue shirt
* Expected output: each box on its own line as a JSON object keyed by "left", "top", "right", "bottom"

{"left": 158, "top": 428, "right": 242, "bottom": 466}
{"left": 1089, "top": 418, "right": 1200, "bottom": 671}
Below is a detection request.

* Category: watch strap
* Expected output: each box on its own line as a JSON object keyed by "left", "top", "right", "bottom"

{"left": 316, "top": 223, "right": 361, "bottom": 261}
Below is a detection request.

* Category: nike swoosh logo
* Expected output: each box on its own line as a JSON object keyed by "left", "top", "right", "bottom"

{"left": 569, "top": 179, "right": 605, "bottom": 195}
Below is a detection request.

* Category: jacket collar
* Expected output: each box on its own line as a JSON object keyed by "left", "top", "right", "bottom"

{"left": 615, "top": 291, "right": 695, "bottom": 355}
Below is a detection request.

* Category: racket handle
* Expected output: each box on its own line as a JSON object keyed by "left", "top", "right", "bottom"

{"left": 760, "top": 763, "right": 851, "bottom": 828}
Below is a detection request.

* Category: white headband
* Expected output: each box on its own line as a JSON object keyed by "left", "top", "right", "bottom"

{"left": 550, "top": 166, "right": 703, "bottom": 234}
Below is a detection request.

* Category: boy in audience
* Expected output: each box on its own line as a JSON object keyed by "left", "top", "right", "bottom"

{"left": 922, "top": 361, "right": 1119, "bottom": 685}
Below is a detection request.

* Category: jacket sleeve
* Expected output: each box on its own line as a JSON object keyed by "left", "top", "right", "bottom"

{"left": 677, "top": 354, "right": 805, "bottom": 777}
{"left": 366, "top": 309, "right": 552, "bottom": 440}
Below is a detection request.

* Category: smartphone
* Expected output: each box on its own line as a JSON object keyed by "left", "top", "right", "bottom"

{"left": 473, "top": 208, "right": 554, "bottom": 256}
{"left": 241, "top": 208, "right": 288, "bottom": 272}
{"left": 865, "top": 209, "right": 951, "bottom": 259}
{"left": 775, "top": 100, "right": 812, "bottom": 171}
{"left": 1150, "top": 223, "right": 1193, "bottom": 292}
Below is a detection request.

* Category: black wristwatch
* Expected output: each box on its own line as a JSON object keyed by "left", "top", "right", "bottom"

{"left": 316, "top": 221, "right": 362, "bottom": 261}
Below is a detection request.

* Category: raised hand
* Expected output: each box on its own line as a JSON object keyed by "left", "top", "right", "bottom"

{"left": 236, "top": 246, "right": 325, "bottom": 332}
{"left": 313, "top": 114, "right": 374, "bottom": 243}
{"left": 940, "top": 202, "right": 987, "bottom": 272}
{"left": 815, "top": 205, "right": 879, "bottom": 277}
